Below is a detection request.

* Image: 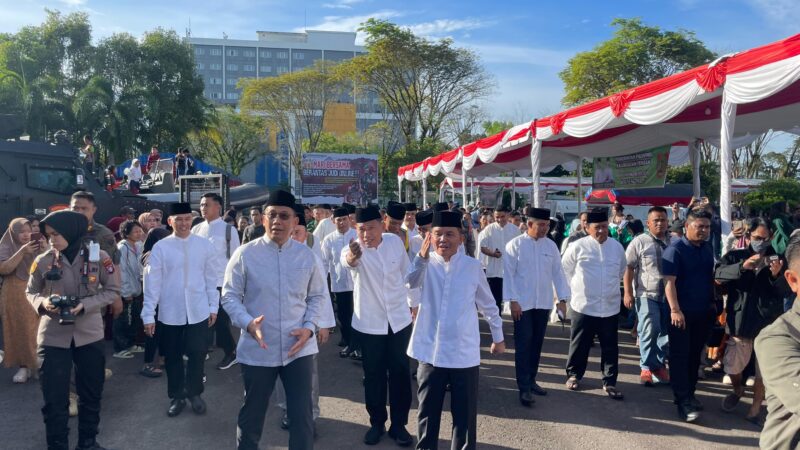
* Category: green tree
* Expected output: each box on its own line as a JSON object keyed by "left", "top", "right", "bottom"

{"left": 559, "top": 18, "right": 715, "bottom": 106}
{"left": 744, "top": 178, "right": 800, "bottom": 212}
{"left": 186, "top": 107, "right": 268, "bottom": 176}
{"left": 482, "top": 120, "right": 514, "bottom": 137}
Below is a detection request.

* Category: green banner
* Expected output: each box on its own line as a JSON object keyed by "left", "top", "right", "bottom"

{"left": 592, "top": 145, "right": 671, "bottom": 190}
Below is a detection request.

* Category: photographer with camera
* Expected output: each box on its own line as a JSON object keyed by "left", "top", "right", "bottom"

{"left": 26, "top": 210, "right": 121, "bottom": 450}
{"left": 715, "top": 217, "right": 790, "bottom": 425}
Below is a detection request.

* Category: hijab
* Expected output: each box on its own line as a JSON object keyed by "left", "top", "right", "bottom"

{"left": 40, "top": 210, "right": 89, "bottom": 263}
{"left": 0, "top": 218, "right": 36, "bottom": 280}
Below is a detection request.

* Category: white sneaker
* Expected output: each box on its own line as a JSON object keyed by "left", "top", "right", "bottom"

{"left": 722, "top": 374, "right": 733, "bottom": 385}
{"left": 128, "top": 345, "right": 145, "bottom": 353}
{"left": 12, "top": 368, "right": 30, "bottom": 383}
{"left": 746, "top": 376, "right": 756, "bottom": 387}
{"left": 113, "top": 350, "right": 134, "bottom": 359}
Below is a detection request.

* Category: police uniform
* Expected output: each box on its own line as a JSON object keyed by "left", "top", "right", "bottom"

{"left": 27, "top": 240, "right": 120, "bottom": 449}
{"left": 86, "top": 221, "right": 119, "bottom": 264}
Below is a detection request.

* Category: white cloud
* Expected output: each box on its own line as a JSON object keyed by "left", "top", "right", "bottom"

{"left": 407, "top": 18, "right": 493, "bottom": 37}
{"left": 322, "top": 0, "right": 365, "bottom": 9}
{"left": 59, "top": 0, "right": 87, "bottom": 5}
{"left": 466, "top": 43, "right": 574, "bottom": 68}
{"left": 743, "top": 0, "right": 800, "bottom": 32}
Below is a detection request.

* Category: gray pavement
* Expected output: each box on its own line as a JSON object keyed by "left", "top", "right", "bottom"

{"left": 0, "top": 317, "right": 761, "bottom": 449}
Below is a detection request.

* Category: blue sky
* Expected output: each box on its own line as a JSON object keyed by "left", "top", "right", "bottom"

{"left": 2, "top": 0, "right": 798, "bottom": 147}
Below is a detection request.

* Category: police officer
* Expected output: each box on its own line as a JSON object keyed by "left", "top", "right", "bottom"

{"left": 26, "top": 210, "right": 121, "bottom": 450}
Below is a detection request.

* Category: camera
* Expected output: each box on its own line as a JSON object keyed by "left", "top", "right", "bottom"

{"left": 49, "top": 295, "right": 80, "bottom": 325}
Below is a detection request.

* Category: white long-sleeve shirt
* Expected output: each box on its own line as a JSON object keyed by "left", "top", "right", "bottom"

{"left": 192, "top": 217, "right": 240, "bottom": 288}
{"left": 478, "top": 222, "right": 521, "bottom": 278}
{"left": 561, "top": 236, "right": 626, "bottom": 318}
{"left": 222, "top": 237, "right": 328, "bottom": 367}
{"left": 312, "top": 217, "right": 336, "bottom": 243}
{"left": 406, "top": 252, "right": 504, "bottom": 368}
{"left": 342, "top": 233, "right": 412, "bottom": 335}
{"left": 321, "top": 228, "right": 357, "bottom": 293}
{"left": 503, "top": 234, "right": 570, "bottom": 311}
{"left": 128, "top": 165, "right": 142, "bottom": 182}
{"left": 142, "top": 234, "right": 219, "bottom": 326}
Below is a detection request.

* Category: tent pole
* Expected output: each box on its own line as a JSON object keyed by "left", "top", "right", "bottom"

{"left": 451, "top": 185, "right": 455, "bottom": 204}
{"left": 462, "top": 170, "right": 467, "bottom": 208}
{"left": 470, "top": 177, "right": 475, "bottom": 206}
{"left": 422, "top": 177, "right": 427, "bottom": 208}
{"left": 689, "top": 140, "right": 701, "bottom": 199}
{"left": 511, "top": 172, "right": 517, "bottom": 210}
{"left": 531, "top": 139, "right": 542, "bottom": 208}
{"left": 720, "top": 93, "right": 736, "bottom": 237}
{"left": 576, "top": 157, "right": 583, "bottom": 212}
{"left": 398, "top": 179, "right": 402, "bottom": 203}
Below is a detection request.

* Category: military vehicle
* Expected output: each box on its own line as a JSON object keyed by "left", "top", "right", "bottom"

{"left": 0, "top": 138, "right": 270, "bottom": 227}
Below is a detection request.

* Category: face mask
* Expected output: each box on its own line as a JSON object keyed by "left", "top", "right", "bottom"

{"left": 750, "top": 238, "right": 770, "bottom": 254}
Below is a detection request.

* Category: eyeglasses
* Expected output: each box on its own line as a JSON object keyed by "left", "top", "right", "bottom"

{"left": 266, "top": 212, "right": 294, "bottom": 221}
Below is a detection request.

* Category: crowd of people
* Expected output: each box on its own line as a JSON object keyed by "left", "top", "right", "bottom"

{"left": 1, "top": 189, "right": 800, "bottom": 450}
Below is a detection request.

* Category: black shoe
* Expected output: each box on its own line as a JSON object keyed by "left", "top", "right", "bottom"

{"left": 280, "top": 412, "right": 290, "bottom": 430}
{"left": 75, "top": 439, "right": 109, "bottom": 450}
{"left": 350, "top": 349, "right": 363, "bottom": 361}
{"left": 388, "top": 424, "right": 413, "bottom": 447}
{"left": 339, "top": 346, "right": 351, "bottom": 358}
{"left": 167, "top": 399, "right": 186, "bottom": 417}
{"left": 188, "top": 395, "right": 206, "bottom": 414}
{"left": 519, "top": 391, "right": 536, "bottom": 407}
{"left": 531, "top": 383, "right": 548, "bottom": 396}
{"left": 216, "top": 353, "right": 238, "bottom": 370}
{"left": 677, "top": 402, "right": 701, "bottom": 423}
{"left": 363, "top": 425, "right": 385, "bottom": 445}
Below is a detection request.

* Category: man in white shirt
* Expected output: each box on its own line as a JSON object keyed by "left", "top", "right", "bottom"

{"left": 407, "top": 210, "right": 432, "bottom": 261}
{"left": 222, "top": 190, "right": 327, "bottom": 450}
{"left": 478, "top": 205, "right": 521, "bottom": 311}
{"left": 406, "top": 211, "right": 505, "bottom": 450}
{"left": 401, "top": 202, "right": 419, "bottom": 241}
{"left": 343, "top": 205, "right": 414, "bottom": 447}
{"left": 321, "top": 207, "right": 359, "bottom": 358}
{"left": 504, "top": 207, "right": 571, "bottom": 405}
{"left": 311, "top": 204, "right": 335, "bottom": 240}
{"left": 192, "top": 192, "right": 240, "bottom": 371}
{"left": 561, "top": 209, "right": 627, "bottom": 400}
{"left": 142, "top": 202, "right": 219, "bottom": 418}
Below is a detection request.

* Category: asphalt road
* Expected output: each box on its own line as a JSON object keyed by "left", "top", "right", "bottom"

{"left": 0, "top": 317, "right": 761, "bottom": 450}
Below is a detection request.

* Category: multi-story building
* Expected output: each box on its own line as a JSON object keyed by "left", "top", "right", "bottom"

{"left": 188, "top": 30, "right": 392, "bottom": 188}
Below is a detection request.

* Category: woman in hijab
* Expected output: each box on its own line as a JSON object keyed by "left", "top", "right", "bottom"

{"left": 0, "top": 218, "right": 46, "bottom": 383}
{"left": 26, "top": 210, "right": 121, "bottom": 450}
{"left": 139, "top": 227, "right": 170, "bottom": 378}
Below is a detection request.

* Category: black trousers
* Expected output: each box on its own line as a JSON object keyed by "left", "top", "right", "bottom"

{"left": 335, "top": 291, "right": 354, "bottom": 347}
{"left": 160, "top": 319, "right": 207, "bottom": 400}
{"left": 144, "top": 308, "right": 161, "bottom": 365}
{"left": 416, "top": 364, "right": 479, "bottom": 450}
{"left": 213, "top": 289, "right": 236, "bottom": 356}
{"left": 513, "top": 308, "right": 550, "bottom": 393}
{"left": 39, "top": 340, "right": 105, "bottom": 450}
{"left": 487, "top": 277, "right": 503, "bottom": 311}
{"left": 112, "top": 300, "right": 136, "bottom": 352}
{"left": 565, "top": 311, "right": 619, "bottom": 386}
{"left": 356, "top": 324, "right": 412, "bottom": 427}
{"left": 669, "top": 310, "right": 712, "bottom": 404}
{"left": 237, "top": 357, "right": 314, "bottom": 450}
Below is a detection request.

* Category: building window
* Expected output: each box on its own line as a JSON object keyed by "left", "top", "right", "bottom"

{"left": 260, "top": 50, "right": 271, "bottom": 58}
{"left": 260, "top": 65, "right": 272, "bottom": 73}
{"left": 227, "top": 64, "right": 238, "bottom": 71}
{"left": 227, "top": 78, "right": 238, "bottom": 86}
{"left": 226, "top": 49, "right": 238, "bottom": 57}
{"left": 277, "top": 66, "right": 289, "bottom": 74}
{"left": 196, "top": 63, "right": 205, "bottom": 70}
{"left": 210, "top": 63, "right": 222, "bottom": 70}
{"left": 243, "top": 50, "right": 255, "bottom": 57}
{"left": 211, "top": 92, "right": 223, "bottom": 99}
{"left": 226, "top": 93, "right": 239, "bottom": 100}
{"left": 210, "top": 48, "right": 222, "bottom": 56}
{"left": 293, "top": 52, "right": 305, "bottom": 60}
{"left": 209, "top": 77, "right": 222, "bottom": 85}
{"left": 243, "top": 64, "right": 255, "bottom": 72}
{"left": 194, "top": 47, "right": 204, "bottom": 56}
{"left": 277, "top": 51, "right": 288, "bottom": 59}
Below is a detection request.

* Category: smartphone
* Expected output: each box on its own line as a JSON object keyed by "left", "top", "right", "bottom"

{"left": 30, "top": 232, "right": 42, "bottom": 243}
{"left": 768, "top": 255, "right": 780, "bottom": 262}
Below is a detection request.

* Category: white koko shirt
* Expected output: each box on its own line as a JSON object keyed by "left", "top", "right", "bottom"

{"left": 561, "top": 236, "right": 627, "bottom": 318}
{"left": 503, "top": 234, "right": 571, "bottom": 311}
{"left": 312, "top": 217, "right": 336, "bottom": 243}
{"left": 321, "top": 228, "right": 357, "bottom": 293}
{"left": 342, "top": 233, "right": 412, "bottom": 335}
{"left": 406, "top": 252, "right": 504, "bottom": 368}
{"left": 478, "top": 222, "right": 521, "bottom": 278}
{"left": 192, "top": 217, "right": 240, "bottom": 288}
{"left": 142, "top": 234, "right": 219, "bottom": 326}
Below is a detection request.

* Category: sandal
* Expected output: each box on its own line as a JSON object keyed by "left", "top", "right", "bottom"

{"left": 565, "top": 376, "right": 579, "bottom": 391}
{"left": 139, "top": 365, "right": 163, "bottom": 378}
{"left": 603, "top": 386, "right": 624, "bottom": 400}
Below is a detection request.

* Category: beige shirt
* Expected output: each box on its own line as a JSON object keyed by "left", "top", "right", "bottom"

{"left": 27, "top": 249, "right": 121, "bottom": 348}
